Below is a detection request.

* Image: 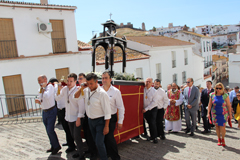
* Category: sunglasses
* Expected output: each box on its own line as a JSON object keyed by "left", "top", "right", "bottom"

{"left": 216, "top": 87, "right": 222, "bottom": 90}
{"left": 237, "top": 95, "right": 240, "bottom": 97}
{"left": 78, "top": 78, "right": 83, "bottom": 80}
{"left": 186, "top": 82, "right": 191, "bottom": 83}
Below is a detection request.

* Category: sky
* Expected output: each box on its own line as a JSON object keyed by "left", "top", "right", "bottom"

{"left": 11, "top": 0, "right": 240, "bottom": 42}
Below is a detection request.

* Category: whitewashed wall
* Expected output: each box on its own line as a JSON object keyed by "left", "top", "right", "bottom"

{"left": 0, "top": 6, "right": 78, "bottom": 57}
{"left": 229, "top": 53, "right": 240, "bottom": 87}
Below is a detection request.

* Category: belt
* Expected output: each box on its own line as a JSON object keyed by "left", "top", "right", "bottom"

{"left": 43, "top": 106, "right": 55, "bottom": 112}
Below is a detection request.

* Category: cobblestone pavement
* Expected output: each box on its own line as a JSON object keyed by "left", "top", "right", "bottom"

{"left": 0, "top": 118, "right": 240, "bottom": 160}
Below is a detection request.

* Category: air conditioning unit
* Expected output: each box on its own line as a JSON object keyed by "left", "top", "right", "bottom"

{"left": 37, "top": 23, "right": 52, "bottom": 33}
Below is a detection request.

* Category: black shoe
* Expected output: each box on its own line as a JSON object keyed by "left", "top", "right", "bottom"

{"left": 141, "top": 134, "right": 150, "bottom": 141}
{"left": 185, "top": 129, "right": 190, "bottom": 134}
{"left": 62, "top": 143, "right": 68, "bottom": 146}
{"left": 79, "top": 154, "right": 85, "bottom": 160}
{"left": 51, "top": 146, "right": 61, "bottom": 155}
{"left": 153, "top": 138, "right": 158, "bottom": 144}
{"left": 72, "top": 153, "right": 80, "bottom": 158}
{"left": 160, "top": 136, "right": 166, "bottom": 140}
{"left": 89, "top": 154, "right": 98, "bottom": 160}
{"left": 46, "top": 147, "right": 53, "bottom": 153}
{"left": 196, "top": 126, "right": 198, "bottom": 130}
{"left": 183, "top": 128, "right": 188, "bottom": 131}
{"left": 65, "top": 147, "right": 75, "bottom": 153}
{"left": 201, "top": 130, "right": 210, "bottom": 134}
{"left": 56, "top": 122, "right": 61, "bottom": 125}
{"left": 190, "top": 132, "right": 194, "bottom": 136}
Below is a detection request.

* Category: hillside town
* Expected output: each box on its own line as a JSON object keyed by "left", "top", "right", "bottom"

{"left": 0, "top": 0, "right": 240, "bottom": 160}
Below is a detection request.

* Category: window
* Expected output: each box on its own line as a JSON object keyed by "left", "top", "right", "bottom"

{"left": 182, "top": 71, "right": 186, "bottom": 83}
{"left": 3, "top": 74, "right": 26, "bottom": 114}
{"left": 184, "top": 50, "right": 188, "bottom": 65}
{"left": 55, "top": 68, "right": 69, "bottom": 82}
{"left": 209, "top": 42, "right": 211, "bottom": 51}
{"left": 203, "top": 41, "right": 206, "bottom": 52}
{"left": 50, "top": 20, "right": 66, "bottom": 53}
{"left": 0, "top": 18, "right": 18, "bottom": 59}
{"left": 207, "top": 41, "right": 209, "bottom": 52}
{"left": 136, "top": 68, "right": 143, "bottom": 79}
{"left": 156, "top": 63, "right": 162, "bottom": 81}
{"left": 172, "top": 51, "right": 176, "bottom": 68}
{"left": 173, "top": 73, "right": 177, "bottom": 84}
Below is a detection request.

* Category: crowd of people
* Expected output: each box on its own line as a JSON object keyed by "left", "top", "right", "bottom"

{"left": 35, "top": 72, "right": 239, "bottom": 160}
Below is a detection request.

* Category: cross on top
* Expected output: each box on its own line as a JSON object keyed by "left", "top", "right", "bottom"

{"left": 110, "top": 13, "right": 112, "bottom": 20}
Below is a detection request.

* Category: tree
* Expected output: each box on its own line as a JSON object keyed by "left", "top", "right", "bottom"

{"left": 152, "top": 26, "right": 156, "bottom": 32}
{"left": 212, "top": 41, "right": 217, "bottom": 49}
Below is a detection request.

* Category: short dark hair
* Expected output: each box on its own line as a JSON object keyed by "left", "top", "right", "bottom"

{"left": 48, "top": 77, "right": 58, "bottom": 84}
{"left": 154, "top": 79, "right": 161, "bottom": 83}
{"left": 235, "top": 86, "right": 239, "bottom": 89}
{"left": 206, "top": 80, "right": 212, "bottom": 84}
{"left": 86, "top": 73, "right": 98, "bottom": 81}
{"left": 102, "top": 71, "right": 111, "bottom": 78}
{"left": 68, "top": 73, "right": 77, "bottom": 81}
{"left": 237, "top": 91, "right": 240, "bottom": 94}
{"left": 78, "top": 73, "right": 86, "bottom": 78}
{"left": 187, "top": 78, "right": 194, "bottom": 83}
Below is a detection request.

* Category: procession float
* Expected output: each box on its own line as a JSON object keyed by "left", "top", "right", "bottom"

{"left": 91, "top": 20, "right": 144, "bottom": 143}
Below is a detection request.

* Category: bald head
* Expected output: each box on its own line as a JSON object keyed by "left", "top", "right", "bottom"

{"left": 172, "top": 83, "right": 177, "bottom": 91}
{"left": 38, "top": 75, "right": 47, "bottom": 87}
{"left": 145, "top": 77, "right": 153, "bottom": 89}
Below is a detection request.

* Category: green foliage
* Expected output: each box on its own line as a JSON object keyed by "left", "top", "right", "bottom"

{"left": 212, "top": 42, "right": 217, "bottom": 49}
{"left": 153, "top": 26, "right": 156, "bottom": 32}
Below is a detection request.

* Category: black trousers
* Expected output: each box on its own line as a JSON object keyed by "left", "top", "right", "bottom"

{"left": 58, "top": 108, "right": 75, "bottom": 148}
{"left": 104, "top": 114, "right": 120, "bottom": 160}
{"left": 156, "top": 108, "right": 165, "bottom": 137}
{"left": 83, "top": 114, "right": 97, "bottom": 155}
{"left": 68, "top": 119, "right": 84, "bottom": 155}
{"left": 144, "top": 107, "right": 158, "bottom": 139}
{"left": 201, "top": 106, "right": 211, "bottom": 131}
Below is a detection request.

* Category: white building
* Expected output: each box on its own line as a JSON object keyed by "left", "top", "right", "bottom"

{"left": 96, "top": 36, "right": 206, "bottom": 89}
{"left": 149, "top": 23, "right": 183, "bottom": 37}
{"left": 171, "top": 31, "right": 214, "bottom": 80}
{"left": 228, "top": 53, "right": 240, "bottom": 88}
{"left": 0, "top": 1, "right": 92, "bottom": 118}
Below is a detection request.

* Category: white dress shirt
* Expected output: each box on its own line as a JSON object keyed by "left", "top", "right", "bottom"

{"left": 38, "top": 84, "right": 55, "bottom": 110}
{"left": 54, "top": 84, "right": 65, "bottom": 110}
{"left": 144, "top": 87, "right": 157, "bottom": 111}
{"left": 55, "top": 85, "right": 85, "bottom": 122}
{"left": 74, "top": 84, "right": 111, "bottom": 120}
{"left": 102, "top": 85, "right": 125, "bottom": 124}
{"left": 167, "top": 90, "right": 184, "bottom": 106}
{"left": 155, "top": 87, "right": 169, "bottom": 109}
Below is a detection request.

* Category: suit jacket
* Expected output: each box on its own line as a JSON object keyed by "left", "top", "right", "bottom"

{"left": 183, "top": 85, "right": 199, "bottom": 111}
{"left": 232, "top": 97, "right": 239, "bottom": 114}
{"left": 201, "top": 88, "right": 214, "bottom": 108}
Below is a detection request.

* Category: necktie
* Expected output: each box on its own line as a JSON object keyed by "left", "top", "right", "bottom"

{"left": 188, "top": 87, "right": 191, "bottom": 98}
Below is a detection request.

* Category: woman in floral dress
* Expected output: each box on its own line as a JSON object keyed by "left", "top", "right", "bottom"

{"left": 207, "top": 83, "right": 232, "bottom": 146}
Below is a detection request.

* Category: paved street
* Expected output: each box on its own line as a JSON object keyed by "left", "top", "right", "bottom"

{"left": 0, "top": 118, "right": 240, "bottom": 160}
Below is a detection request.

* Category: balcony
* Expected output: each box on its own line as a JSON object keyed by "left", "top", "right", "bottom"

{"left": 204, "top": 61, "right": 213, "bottom": 68}
{"left": 0, "top": 40, "right": 18, "bottom": 59}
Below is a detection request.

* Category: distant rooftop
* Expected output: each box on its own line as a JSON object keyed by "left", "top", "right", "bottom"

{"left": 0, "top": 0, "right": 77, "bottom": 10}
{"left": 180, "top": 30, "right": 210, "bottom": 38}
{"left": 127, "top": 36, "right": 194, "bottom": 47}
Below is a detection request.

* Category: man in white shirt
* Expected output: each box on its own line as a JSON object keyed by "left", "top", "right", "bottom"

{"left": 55, "top": 73, "right": 85, "bottom": 159}
{"left": 49, "top": 78, "right": 75, "bottom": 153}
{"left": 143, "top": 78, "right": 158, "bottom": 143}
{"left": 35, "top": 75, "right": 61, "bottom": 154}
{"left": 154, "top": 79, "right": 168, "bottom": 140}
{"left": 165, "top": 83, "right": 183, "bottom": 132}
{"left": 102, "top": 71, "right": 125, "bottom": 160}
{"left": 78, "top": 73, "right": 98, "bottom": 159}
{"left": 74, "top": 73, "right": 111, "bottom": 160}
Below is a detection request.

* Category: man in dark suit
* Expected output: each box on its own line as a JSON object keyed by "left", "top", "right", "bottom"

{"left": 201, "top": 80, "right": 214, "bottom": 134}
{"left": 183, "top": 78, "right": 199, "bottom": 136}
